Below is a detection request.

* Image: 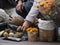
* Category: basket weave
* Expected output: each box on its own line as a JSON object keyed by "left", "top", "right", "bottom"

{"left": 39, "top": 29, "right": 54, "bottom": 42}
{"left": 28, "top": 32, "right": 37, "bottom": 42}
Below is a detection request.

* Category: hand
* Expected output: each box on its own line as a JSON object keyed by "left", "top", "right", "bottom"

{"left": 16, "top": 0, "right": 23, "bottom": 12}
{"left": 21, "top": 21, "right": 31, "bottom": 31}
{"left": 10, "top": 17, "right": 16, "bottom": 23}
{"left": 10, "top": 16, "right": 24, "bottom": 25}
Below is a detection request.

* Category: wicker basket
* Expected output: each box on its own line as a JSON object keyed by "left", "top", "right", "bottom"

{"left": 39, "top": 29, "right": 54, "bottom": 42}
{"left": 28, "top": 32, "right": 37, "bottom": 42}
{"left": 38, "top": 19, "right": 55, "bottom": 42}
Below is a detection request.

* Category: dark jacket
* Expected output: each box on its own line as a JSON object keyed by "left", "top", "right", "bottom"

{"left": 0, "top": 0, "right": 28, "bottom": 9}
{"left": 0, "top": 0, "right": 17, "bottom": 9}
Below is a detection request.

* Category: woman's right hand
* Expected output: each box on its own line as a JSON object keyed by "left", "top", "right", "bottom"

{"left": 17, "top": 21, "right": 31, "bottom": 31}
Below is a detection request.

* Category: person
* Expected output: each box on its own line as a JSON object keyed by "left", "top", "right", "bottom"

{"left": 17, "top": 0, "right": 56, "bottom": 31}
{"left": 0, "top": 0, "right": 18, "bottom": 20}
{"left": 0, "top": 0, "right": 34, "bottom": 30}
{"left": 16, "top": 0, "right": 42, "bottom": 18}
{"left": 17, "top": 0, "right": 44, "bottom": 30}
{"left": 16, "top": 0, "right": 33, "bottom": 18}
{"left": 0, "top": 0, "right": 16, "bottom": 30}
{"left": 0, "top": 0, "right": 25, "bottom": 25}
{"left": 10, "top": 0, "right": 34, "bottom": 26}
{"left": 0, "top": 0, "right": 23, "bottom": 30}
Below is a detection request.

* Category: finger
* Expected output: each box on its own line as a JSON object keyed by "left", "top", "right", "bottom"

{"left": 21, "top": 26, "right": 24, "bottom": 30}
{"left": 23, "top": 26, "right": 29, "bottom": 31}
{"left": 21, "top": 26, "right": 26, "bottom": 31}
{"left": 12, "top": 17, "right": 16, "bottom": 19}
{"left": 23, "top": 27, "right": 26, "bottom": 31}
{"left": 22, "top": 6, "right": 24, "bottom": 10}
{"left": 9, "top": 18, "right": 12, "bottom": 21}
{"left": 17, "top": 27, "right": 20, "bottom": 31}
{"left": 17, "top": 26, "right": 22, "bottom": 31}
{"left": 16, "top": 5, "right": 22, "bottom": 11}
{"left": 16, "top": 5, "right": 19, "bottom": 10}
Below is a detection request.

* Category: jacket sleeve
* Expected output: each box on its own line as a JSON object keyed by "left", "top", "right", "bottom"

{"left": 25, "top": 0, "right": 39, "bottom": 23}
